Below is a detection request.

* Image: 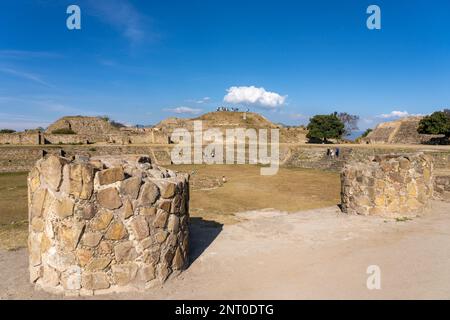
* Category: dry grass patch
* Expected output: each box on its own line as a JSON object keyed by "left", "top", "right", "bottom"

{"left": 169, "top": 165, "right": 340, "bottom": 225}
{"left": 0, "top": 172, "right": 29, "bottom": 250}
{"left": 0, "top": 220, "right": 28, "bottom": 251}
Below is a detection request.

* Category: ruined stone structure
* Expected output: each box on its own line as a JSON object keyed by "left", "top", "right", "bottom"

{"left": 28, "top": 154, "right": 189, "bottom": 296}
{"left": 341, "top": 153, "right": 434, "bottom": 217}
{"left": 46, "top": 116, "right": 119, "bottom": 136}
{"left": 0, "top": 116, "right": 171, "bottom": 146}
{"left": 2, "top": 143, "right": 450, "bottom": 174}
{"left": 362, "top": 116, "right": 443, "bottom": 145}
{"left": 155, "top": 111, "right": 308, "bottom": 144}
{"left": 0, "top": 131, "right": 42, "bottom": 145}
{"left": 434, "top": 174, "right": 450, "bottom": 202}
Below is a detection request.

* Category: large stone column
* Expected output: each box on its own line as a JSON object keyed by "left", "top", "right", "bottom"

{"left": 28, "top": 154, "right": 189, "bottom": 296}
{"left": 341, "top": 153, "right": 433, "bottom": 217}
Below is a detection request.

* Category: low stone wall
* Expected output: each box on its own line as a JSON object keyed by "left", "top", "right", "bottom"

{"left": 0, "top": 145, "right": 174, "bottom": 173}
{"left": 0, "top": 132, "right": 41, "bottom": 145}
{"left": 2, "top": 144, "right": 450, "bottom": 173}
{"left": 281, "top": 146, "right": 450, "bottom": 172}
{"left": 341, "top": 153, "right": 434, "bottom": 217}
{"left": 1, "top": 129, "right": 170, "bottom": 146}
{"left": 28, "top": 154, "right": 189, "bottom": 296}
{"left": 43, "top": 134, "right": 90, "bottom": 145}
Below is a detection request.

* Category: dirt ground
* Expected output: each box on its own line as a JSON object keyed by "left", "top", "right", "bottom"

{"left": 1, "top": 201, "right": 450, "bottom": 300}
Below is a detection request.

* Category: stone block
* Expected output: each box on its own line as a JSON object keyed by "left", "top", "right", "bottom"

{"left": 97, "top": 167, "right": 125, "bottom": 186}
{"left": 97, "top": 188, "right": 122, "bottom": 210}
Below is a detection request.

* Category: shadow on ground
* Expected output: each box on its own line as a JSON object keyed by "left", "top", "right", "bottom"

{"left": 188, "top": 217, "right": 223, "bottom": 264}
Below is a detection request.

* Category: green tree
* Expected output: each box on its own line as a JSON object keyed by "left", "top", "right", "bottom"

{"left": 0, "top": 129, "right": 16, "bottom": 134}
{"left": 335, "top": 112, "right": 360, "bottom": 136}
{"left": 418, "top": 111, "right": 450, "bottom": 137}
{"left": 110, "top": 120, "right": 126, "bottom": 128}
{"left": 51, "top": 128, "right": 76, "bottom": 135}
{"left": 306, "top": 114, "right": 345, "bottom": 143}
{"left": 361, "top": 128, "right": 373, "bottom": 138}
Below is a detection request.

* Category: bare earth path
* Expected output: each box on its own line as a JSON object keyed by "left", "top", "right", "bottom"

{"left": 1, "top": 201, "right": 450, "bottom": 300}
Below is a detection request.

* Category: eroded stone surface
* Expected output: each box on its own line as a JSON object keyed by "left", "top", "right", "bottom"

{"left": 97, "top": 167, "right": 125, "bottom": 186}
{"left": 97, "top": 188, "right": 122, "bottom": 210}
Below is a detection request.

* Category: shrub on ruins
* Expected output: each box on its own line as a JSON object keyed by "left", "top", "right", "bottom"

{"left": 0, "top": 129, "right": 16, "bottom": 134}
{"left": 361, "top": 128, "right": 373, "bottom": 138}
{"left": 354, "top": 128, "right": 373, "bottom": 143}
{"left": 51, "top": 128, "right": 76, "bottom": 135}
{"left": 418, "top": 111, "right": 450, "bottom": 138}
{"left": 306, "top": 114, "right": 345, "bottom": 143}
{"left": 100, "top": 115, "right": 125, "bottom": 128}
{"left": 110, "top": 120, "right": 126, "bottom": 128}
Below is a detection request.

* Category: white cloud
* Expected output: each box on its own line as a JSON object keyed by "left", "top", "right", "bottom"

{"left": 0, "top": 50, "right": 62, "bottom": 59}
{"left": 224, "top": 86, "right": 286, "bottom": 109}
{"left": 0, "top": 112, "right": 51, "bottom": 131}
{"left": 377, "top": 110, "right": 425, "bottom": 119}
{"left": 0, "top": 67, "right": 51, "bottom": 87}
{"left": 87, "top": 0, "right": 148, "bottom": 44}
{"left": 196, "top": 97, "right": 211, "bottom": 104}
{"left": 0, "top": 96, "right": 98, "bottom": 117}
{"left": 288, "top": 113, "right": 307, "bottom": 120}
{"left": 164, "top": 107, "right": 203, "bottom": 115}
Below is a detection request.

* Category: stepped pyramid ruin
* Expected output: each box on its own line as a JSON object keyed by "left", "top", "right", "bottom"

{"left": 363, "top": 116, "right": 443, "bottom": 145}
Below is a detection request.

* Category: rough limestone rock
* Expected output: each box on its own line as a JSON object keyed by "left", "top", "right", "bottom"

{"left": 28, "top": 154, "right": 190, "bottom": 296}
{"left": 341, "top": 153, "right": 434, "bottom": 217}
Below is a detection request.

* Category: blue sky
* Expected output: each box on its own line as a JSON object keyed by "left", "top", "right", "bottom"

{"left": 1, "top": 0, "right": 449, "bottom": 131}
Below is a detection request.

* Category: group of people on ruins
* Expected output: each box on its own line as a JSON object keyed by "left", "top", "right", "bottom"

{"left": 216, "top": 106, "right": 250, "bottom": 112}
{"left": 327, "top": 147, "right": 340, "bottom": 159}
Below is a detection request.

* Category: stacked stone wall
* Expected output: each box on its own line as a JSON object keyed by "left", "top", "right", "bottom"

{"left": 43, "top": 134, "right": 91, "bottom": 145}
{"left": 28, "top": 154, "right": 189, "bottom": 296}
{"left": 0, "top": 145, "right": 175, "bottom": 173}
{"left": 2, "top": 144, "right": 450, "bottom": 173}
{"left": 341, "top": 153, "right": 434, "bottom": 217}
{"left": 0, "top": 132, "right": 41, "bottom": 145}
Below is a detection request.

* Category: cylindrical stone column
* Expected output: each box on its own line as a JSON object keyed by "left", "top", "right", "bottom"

{"left": 28, "top": 154, "right": 189, "bottom": 296}
{"left": 341, "top": 153, "right": 433, "bottom": 217}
